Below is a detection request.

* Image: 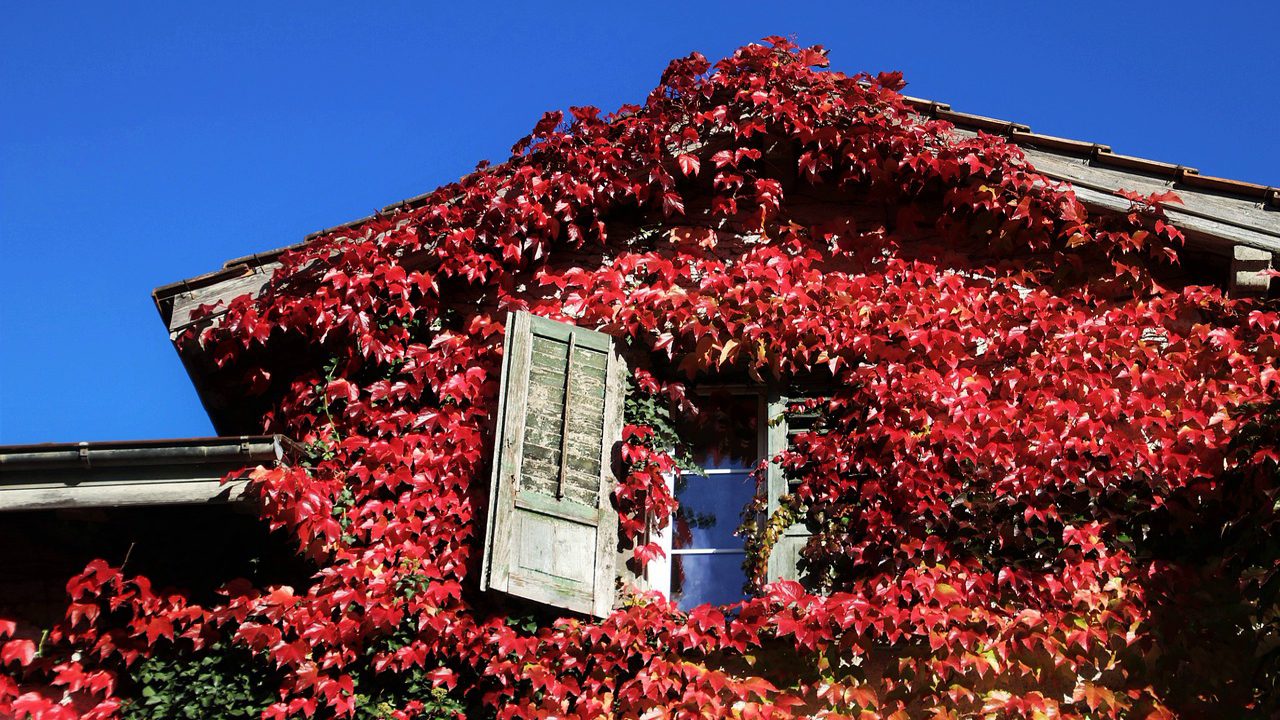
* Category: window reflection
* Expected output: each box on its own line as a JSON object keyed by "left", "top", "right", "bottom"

{"left": 676, "top": 393, "right": 760, "bottom": 467}
{"left": 673, "top": 469, "right": 755, "bottom": 550}
{"left": 667, "top": 391, "right": 762, "bottom": 610}
{"left": 671, "top": 553, "right": 750, "bottom": 608}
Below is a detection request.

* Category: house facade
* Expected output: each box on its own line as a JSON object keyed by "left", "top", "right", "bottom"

{"left": 144, "top": 86, "right": 1279, "bottom": 618}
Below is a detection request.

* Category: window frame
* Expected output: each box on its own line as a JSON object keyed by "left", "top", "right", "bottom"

{"left": 646, "top": 387, "right": 785, "bottom": 606}
{"left": 480, "top": 311, "right": 827, "bottom": 614}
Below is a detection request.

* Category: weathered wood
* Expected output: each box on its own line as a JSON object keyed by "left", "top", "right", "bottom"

{"left": 1021, "top": 147, "right": 1279, "bottom": 237}
{"left": 163, "top": 263, "right": 280, "bottom": 335}
{"left": 1230, "top": 245, "right": 1275, "bottom": 298}
{"left": 0, "top": 436, "right": 291, "bottom": 512}
{"left": 515, "top": 491, "right": 599, "bottom": 525}
{"left": 520, "top": 333, "right": 609, "bottom": 507}
{"left": 766, "top": 394, "right": 818, "bottom": 586}
{"left": 768, "top": 534, "right": 811, "bottom": 586}
{"left": 557, "top": 333, "right": 577, "bottom": 500}
{"left": 948, "top": 127, "right": 1280, "bottom": 256}
{"left": 1063, "top": 183, "right": 1279, "bottom": 257}
{"left": 479, "top": 312, "right": 518, "bottom": 591}
{"left": 481, "top": 311, "right": 624, "bottom": 617}
{"left": 0, "top": 470, "right": 249, "bottom": 511}
{"left": 483, "top": 311, "right": 533, "bottom": 594}
{"left": 595, "top": 339, "right": 626, "bottom": 617}
{"left": 765, "top": 394, "right": 788, "bottom": 518}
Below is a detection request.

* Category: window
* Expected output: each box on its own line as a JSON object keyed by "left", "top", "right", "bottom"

{"left": 645, "top": 390, "right": 820, "bottom": 608}
{"left": 481, "top": 312, "right": 815, "bottom": 615}
{"left": 648, "top": 390, "right": 765, "bottom": 609}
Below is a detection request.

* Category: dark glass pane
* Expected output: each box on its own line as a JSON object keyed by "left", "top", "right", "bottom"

{"left": 673, "top": 470, "right": 756, "bottom": 549}
{"left": 677, "top": 392, "right": 760, "bottom": 467}
{"left": 671, "top": 553, "right": 749, "bottom": 610}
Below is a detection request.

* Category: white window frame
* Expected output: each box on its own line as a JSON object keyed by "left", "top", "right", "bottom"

{"left": 646, "top": 388, "right": 772, "bottom": 604}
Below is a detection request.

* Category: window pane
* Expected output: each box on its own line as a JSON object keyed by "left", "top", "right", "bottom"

{"left": 673, "top": 471, "right": 756, "bottom": 549}
{"left": 678, "top": 392, "right": 760, "bottom": 467}
{"left": 671, "top": 553, "right": 748, "bottom": 609}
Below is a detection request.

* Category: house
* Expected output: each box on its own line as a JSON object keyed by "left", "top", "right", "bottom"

{"left": 144, "top": 89, "right": 1278, "bottom": 618}
{"left": 3, "top": 41, "right": 1278, "bottom": 718}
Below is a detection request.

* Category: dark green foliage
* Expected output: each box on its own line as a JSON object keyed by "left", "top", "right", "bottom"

{"left": 349, "top": 667, "right": 466, "bottom": 720}
{"left": 120, "top": 643, "right": 277, "bottom": 720}
{"left": 623, "top": 375, "right": 701, "bottom": 474}
{"left": 120, "top": 641, "right": 466, "bottom": 719}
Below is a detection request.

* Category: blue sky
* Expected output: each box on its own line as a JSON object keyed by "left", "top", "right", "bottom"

{"left": 2, "top": 1, "right": 1277, "bottom": 444}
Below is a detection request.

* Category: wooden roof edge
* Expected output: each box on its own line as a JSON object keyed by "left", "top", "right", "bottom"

{"left": 1010, "top": 129, "right": 1111, "bottom": 156}
{"left": 0, "top": 435, "right": 308, "bottom": 512}
{"left": 916, "top": 105, "right": 1277, "bottom": 208}
{"left": 153, "top": 262, "right": 262, "bottom": 301}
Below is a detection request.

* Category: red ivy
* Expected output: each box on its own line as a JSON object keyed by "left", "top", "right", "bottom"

{"left": 4, "top": 38, "right": 1278, "bottom": 719}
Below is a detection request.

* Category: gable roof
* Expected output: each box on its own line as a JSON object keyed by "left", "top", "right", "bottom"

{"left": 151, "top": 92, "right": 1278, "bottom": 433}
{"left": 154, "top": 92, "right": 1280, "bottom": 326}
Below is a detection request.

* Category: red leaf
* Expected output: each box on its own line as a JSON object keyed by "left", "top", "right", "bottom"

{"left": 677, "top": 154, "right": 700, "bottom": 177}
{"left": 661, "top": 192, "right": 685, "bottom": 216}
{"left": 1, "top": 639, "right": 36, "bottom": 667}
{"left": 426, "top": 667, "right": 458, "bottom": 689}
{"left": 765, "top": 580, "right": 806, "bottom": 605}
{"left": 326, "top": 378, "right": 358, "bottom": 403}
{"left": 875, "top": 70, "right": 906, "bottom": 91}
{"left": 632, "top": 542, "right": 666, "bottom": 565}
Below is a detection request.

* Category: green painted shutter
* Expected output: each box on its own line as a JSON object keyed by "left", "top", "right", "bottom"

{"left": 766, "top": 395, "right": 819, "bottom": 586}
{"left": 480, "top": 311, "right": 626, "bottom": 617}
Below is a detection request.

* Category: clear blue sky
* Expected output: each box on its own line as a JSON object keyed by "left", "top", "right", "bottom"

{"left": 2, "top": 1, "right": 1277, "bottom": 444}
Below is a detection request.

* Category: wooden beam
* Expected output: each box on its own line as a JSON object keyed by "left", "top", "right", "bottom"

{"left": 0, "top": 436, "right": 293, "bottom": 512}
{"left": 948, "top": 127, "right": 1280, "bottom": 256}
{"left": 0, "top": 470, "right": 250, "bottom": 511}
{"left": 1229, "top": 245, "right": 1275, "bottom": 298}
{"left": 159, "top": 262, "right": 281, "bottom": 336}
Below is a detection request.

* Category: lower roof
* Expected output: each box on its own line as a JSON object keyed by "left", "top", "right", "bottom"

{"left": 0, "top": 435, "right": 299, "bottom": 512}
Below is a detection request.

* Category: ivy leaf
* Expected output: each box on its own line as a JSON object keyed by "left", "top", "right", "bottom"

{"left": 1, "top": 639, "right": 35, "bottom": 666}
{"left": 875, "top": 70, "right": 906, "bottom": 90}
{"left": 677, "top": 154, "right": 701, "bottom": 177}
{"left": 717, "top": 338, "right": 739, "bottom": 367}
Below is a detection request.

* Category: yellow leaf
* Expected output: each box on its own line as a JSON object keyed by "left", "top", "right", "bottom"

{"left": 718, "top": 338, "right": 740, "bottom": 366}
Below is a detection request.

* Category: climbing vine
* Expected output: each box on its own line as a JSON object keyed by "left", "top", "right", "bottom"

{"left": 3, "top": 38, "right": 1279, "bottom": 718}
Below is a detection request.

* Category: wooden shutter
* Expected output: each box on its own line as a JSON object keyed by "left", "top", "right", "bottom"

{"left": 480, "top": 311, "right": 626, "bottom": 617}
{"left": 766, "top": 395, "right": 818, "bottom": 585}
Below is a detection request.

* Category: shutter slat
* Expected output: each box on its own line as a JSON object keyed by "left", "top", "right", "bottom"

{"left": 481, "top": 311, "right": 625, "bottom": 617}
{"left": 556, "top": 333, "right": 577, "bottom": 500}
{"left": 515, "top": 490, "right": 600, "bottom": 525}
